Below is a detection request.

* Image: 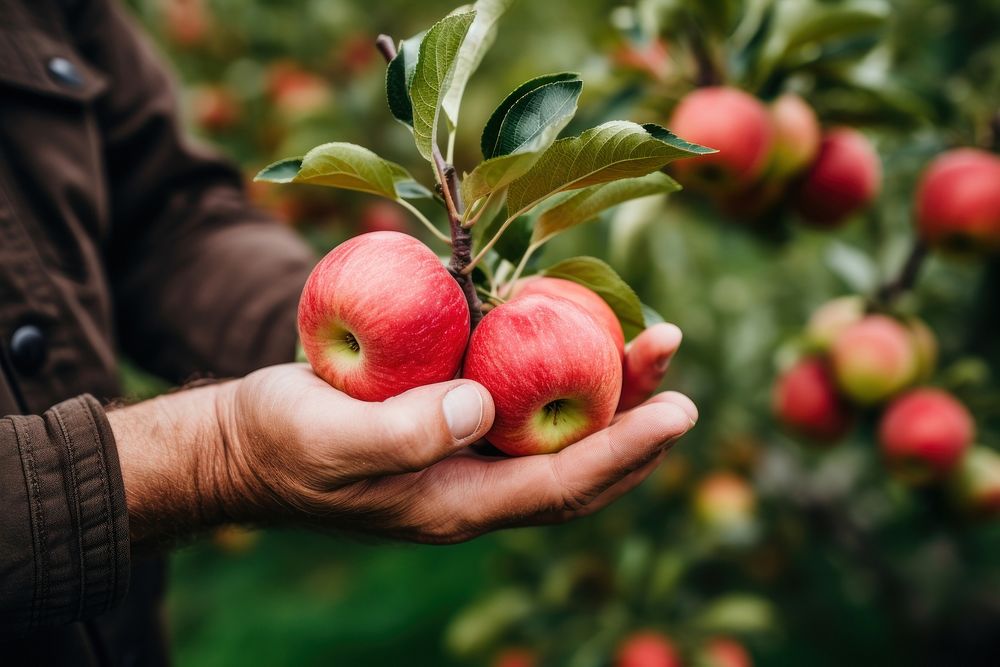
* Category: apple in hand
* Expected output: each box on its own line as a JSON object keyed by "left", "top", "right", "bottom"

{"left": 509, "top": 276, "right": 625, "bottom": 358}
{"left": 879, "top": 388, "right": 974, "bottom": 481}
{"left": 914, "top": 148, "right": 1000, "bottom": 251}
{"left": 298, "top": 231, "right": 469, "bottom": 402}
{"left": 793, "top": 128, "right": 881, "bottom": 228}
{"left": 462, "top": 294, "right": 622, "bottom": 456}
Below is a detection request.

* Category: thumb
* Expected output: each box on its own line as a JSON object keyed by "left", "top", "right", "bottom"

{"left": 356, "top": 380, "right": 495, "bottom": 475}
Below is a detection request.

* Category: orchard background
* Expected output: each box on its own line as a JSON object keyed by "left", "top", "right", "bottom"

{"left": 124, "top": 0, "right": 999, "bottom": 665}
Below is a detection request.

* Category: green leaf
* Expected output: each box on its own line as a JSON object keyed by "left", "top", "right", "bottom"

{"left": 254, "top": 158, "right": 303, "bottom": 183}
{"left": 690, "top": 594, "right": 777, "bottom": 634}
{"left": 385, "top": 32, "right": 425, "bottom": 127}
{"left": 641, "top": 302, "right": 665, "bottom": 327}
{"left": 532, "top": 171, "right": 680, "bottom": 245}
{"left": 506, "top": 121, "right": 714, "bottom": 219}
{"left": 481, "top": 72, "right": 582, "bottom": 159}
{"left": 460, "top": 74, "right": 583, "bottom": 205}
{"left": 543, "top": 256, "right": 645, "bottom": 340}
{"left": 441, "top": 0, "right": 515, "bottom": 130}
{"left": 461, "top": 152, "right": 538, "bottom": 205}
{"left": 254, "top": 143, "right": 423, "bottom": 201}
{"left": 409, "top": 11, "right": 476, "bottom": 161}
{"left": 754, "top": 0, "right": 889, "bottom": 86}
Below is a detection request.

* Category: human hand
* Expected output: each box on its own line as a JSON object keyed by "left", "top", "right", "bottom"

{"left": 111, "top": 324, "right": 693, "bottom": 545}
{"left": 210, "top": 323, "right": 692, "bottom": 542}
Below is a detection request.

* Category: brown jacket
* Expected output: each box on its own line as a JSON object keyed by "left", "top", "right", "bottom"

{"left": 0, "top": 0, "right": 315, "bottom": 662}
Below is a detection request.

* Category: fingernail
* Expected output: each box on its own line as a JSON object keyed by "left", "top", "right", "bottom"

{"left": 443, "top": 384, "right": 484, "bottom": 440}
{"left": 664, "top": 391, "right": 699, "bottom": 425}
{"left": 655, "top": 354, "right": 672, "bottom": 373}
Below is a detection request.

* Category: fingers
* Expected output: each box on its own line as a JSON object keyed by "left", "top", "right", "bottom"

{"left": 470, "top": 392, "right": 696, "bottom": 528}
{"left": 618, "top": 323, "right": 683, "bottom": 412}
{"left": 341, "top": 380, "right": 495, "bottom": 476}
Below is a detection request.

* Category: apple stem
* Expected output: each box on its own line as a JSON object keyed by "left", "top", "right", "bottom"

{"left": 876, "top": 239, "right": 928, "bottom": 307}
{"left": 436, "top": 152, "right": 485, "bottom": 329}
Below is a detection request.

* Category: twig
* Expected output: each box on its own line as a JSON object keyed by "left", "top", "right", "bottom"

{"left": 876, "top": 240, "right": 928, "bottom": 306}
{"left": 375, "top": 34, "right": 397, "bottom": 62}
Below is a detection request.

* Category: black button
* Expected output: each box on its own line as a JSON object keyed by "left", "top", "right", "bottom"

{"left": 47, "top": 57, "right": 84, "bottom": 88}
{"left": 10, "top": 325, "right": 47, "bottom": 375}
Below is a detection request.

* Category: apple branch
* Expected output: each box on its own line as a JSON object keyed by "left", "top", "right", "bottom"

{"left": 434, "top": 146, "right": 485, "bottom": 329}
{"left": 876, "top": 239, "right": 928, "bottom": 306}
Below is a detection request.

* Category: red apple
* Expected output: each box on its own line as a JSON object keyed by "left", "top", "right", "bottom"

{"left": 616, "top": 631, "right": 682, "bottom": 667}
{"left": 612, "top": 37, "right": 672, "bottom": 82}
{"left": 879, "top": 388, "right": 974, "bottom": 480}
{"left": 492, "top": 648, "right": 538, "bottom": 667}
{"left": 949, "top": 446, "right": 1000, "bottom": 516}
{"left": 509, "top": 276, "right": 625, "bottom": 358}
{"left": 701, "top": 637, "right": 754, "bottom": 667}
{"left": 768, "top": 93, "right": 821, "bottom": 179}
{"left": 773, "top": 358, "right": 853, "bottom": 441}
{"left": 298, "top": 232, "right": 469, "bottom": 402}
{"left": 804, "top": 295, "right": 865, "bottom": 352}
{"left": 161, "top": 0, "right": 211, "bottom": 48}
{"left": 793, "top": 128, "right": 881, "bottom": 228}
{"left": 360, "top": 201, "right": 411, "bottom": 235}
{"left": 694, "top": 472, "right": 756, "bottom": 528}
{"left": 462, "top": 294, "right": 622, "bottom": 455}
{"left": 266, "top": 61, "right": 332, "bottom": 118}
{"left": 915, "top": 148, "right": 1000, "bottom": 251}
{"left": 668, "top": 87, "right": 774, "bottom": 195}
{"left": 191, "top": 84, "right": 240, "bottom": 132}
{"left": 830, "top": 315, "right": 918, "bottom": 405}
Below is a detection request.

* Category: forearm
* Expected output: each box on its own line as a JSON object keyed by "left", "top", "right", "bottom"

{"left": 107, "top": 382, "right": 239, "bottom": 546}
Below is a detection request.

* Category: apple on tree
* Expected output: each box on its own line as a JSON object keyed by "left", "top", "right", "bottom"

{"left": 772, "top": 357, "right": 853, "bottom": 442}
{"left": 615, "top": 630, "right": 682, "bottom": 667}
{"left": 257, "top": 1, "right": 711, "bottom": 456}
{"left": 879, "top": 388, "right": 974, "bottom": 482}
{"left": 914, "top": 147, "right": 1000, "bottom": 252}
{"left": 792, "top": 127, "right": 882, "bottom": 228}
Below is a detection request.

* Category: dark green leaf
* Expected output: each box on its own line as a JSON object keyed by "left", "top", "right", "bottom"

{"left": 254, "top": 158, "right": 303, "bottom": 183}
{"left": 481, "top": 72, "right": 581, "bottom": 159}
{"left": 506, "top": 121, "right": 714, "bottom": 219}
{"left": 385, "top": 32, "right": 425, "bottom": 127}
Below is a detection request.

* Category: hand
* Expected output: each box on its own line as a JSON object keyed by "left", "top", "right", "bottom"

{"left": 619, "top": 322, "right": 685, "bottom": 411}
{"left": 111, "top": 323, "right": 695, "bottom": 545}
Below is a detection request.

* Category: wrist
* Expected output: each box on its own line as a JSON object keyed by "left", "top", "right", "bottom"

{"left": 108, "top": 381, "right": 240, "bottom": 545}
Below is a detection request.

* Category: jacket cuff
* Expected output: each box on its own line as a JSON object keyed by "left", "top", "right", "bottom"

{"left": 7, "top": 395, "right": 130, "bottom": 631}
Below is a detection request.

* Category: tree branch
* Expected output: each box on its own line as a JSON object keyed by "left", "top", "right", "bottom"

{"left": 876, "top": 240, "right": 928, "bottom": 306}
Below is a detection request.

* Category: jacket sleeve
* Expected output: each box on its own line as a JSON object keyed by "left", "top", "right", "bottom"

{"left": 71, "top": 0, "right": 316, "bottom": 383}
{"left": 0, "top": 396, "right": 129, "bottom": 638}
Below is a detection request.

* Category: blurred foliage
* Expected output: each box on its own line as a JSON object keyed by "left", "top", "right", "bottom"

{"left": 120, "top": 0, "right": 1000, "bottom": 665}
